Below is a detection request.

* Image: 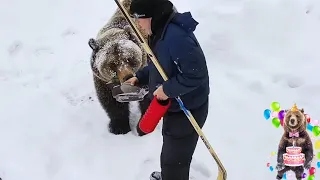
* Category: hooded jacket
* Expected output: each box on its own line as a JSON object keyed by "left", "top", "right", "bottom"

{"left": 135, "top": 11, "right": 210, "bottom": 112}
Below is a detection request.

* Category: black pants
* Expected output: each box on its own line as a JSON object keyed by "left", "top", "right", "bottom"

{"left": 160, "top": 99, "right": 208, "bottom": 180}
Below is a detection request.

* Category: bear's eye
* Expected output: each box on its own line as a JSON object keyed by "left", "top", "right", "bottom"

{"left": 127, "top": 58, "right": 137, "bottom": 67}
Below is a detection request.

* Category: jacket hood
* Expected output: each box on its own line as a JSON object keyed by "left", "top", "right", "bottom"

{"left": 171, "top": 12, "right": 199, "bottom": 32}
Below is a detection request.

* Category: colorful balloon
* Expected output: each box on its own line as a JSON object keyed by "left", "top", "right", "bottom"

{"left": 317, "top": 152, "right": 320, "bottom": 159}
{"left": 306, "top": 114, "right": 311, "bottom": 123}
{"left": 307, "top": 175, "right": 315, "bottom": 180}
{"left": 317, "top": 162, "right": 320, "bottom": 168}
{"left": 271, "top": 102, "right": 281, "bottom": 112}
{"left": 315, "top": 140, "right": 320, "bottom": 150}
{"left": 309, "top": 167, "right": 316, "bottom": 175}
{"left": 307, "top": 124, "right": 314, "bottom": 132}
{"left": 267, "top": 163, "right": 270, "bottom": 167}
{"left": 264, "top": 109, "right": 271, "bottom": 120}
{"left": 278, "top": 110, "right": 285, "bottom": 120}
{"left": 280, "top": 119, "right": 284, "bottom": 126}
{"left": 272, "top": 118, "right": 281, "bottom": 128}
{"left": 269, "top": 166, "right": 273, "bottom": 171}
{"left": 272, "top": 111, "right": 278, "bottom": 118}
{"left": 312, "top": 120, "right": 319, "bottom": 126}
{"left": 312, "top": 126, "right": 320, "bottom": 136}
{"left": 283, "top": 173, "right": 287, "bottom": 179}
{"left": 302, "top": 173, "right": 307, "bottom": 178}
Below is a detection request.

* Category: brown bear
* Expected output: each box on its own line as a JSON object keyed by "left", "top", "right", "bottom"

{"left": 88, "top": 0, "right": 151, "bottom": 135}
{"left": 276, "top": 104, "right": 313, "bottom": 180}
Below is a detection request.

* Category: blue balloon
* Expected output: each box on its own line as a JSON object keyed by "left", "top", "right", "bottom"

{"left": 283, "top": 173, "right": 286, "bottom": 179}
{"left": 264, "top": 109, "right": 271, "bottom": 120}
{"left": 317, "top": 162, "right": 320, "bottom": 168}
{"left": 307, "top": 124, "right": 313, "bottom": 132}
{"left": 269, "top": 166, "right": 273, "bottom": 171}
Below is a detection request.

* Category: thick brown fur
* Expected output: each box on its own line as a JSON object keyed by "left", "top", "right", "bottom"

{"left": 276, "top": 108, "right": 314, "bottom": 180}
{"left": 88, "top": 0, "right": 150, "bottom": 135}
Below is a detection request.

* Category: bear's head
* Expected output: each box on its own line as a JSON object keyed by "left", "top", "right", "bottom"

{"left": 283, "top": 104, "right": 306, "bottom": 133}
{"left": 89, "top": 25, "right": 146, "bottom": 84}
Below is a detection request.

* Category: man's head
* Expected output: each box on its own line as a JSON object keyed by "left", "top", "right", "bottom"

{"left": 129, "top": 0, "right": 174, "bottom": 35}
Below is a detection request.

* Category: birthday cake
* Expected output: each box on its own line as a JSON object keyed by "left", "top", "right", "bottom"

{"left": 283, "top": 146, "right": 305, "bottom": 166}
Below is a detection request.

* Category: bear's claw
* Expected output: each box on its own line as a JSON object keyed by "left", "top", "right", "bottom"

{"left": 276, "top": 163, "right": 285, "bottom": 171}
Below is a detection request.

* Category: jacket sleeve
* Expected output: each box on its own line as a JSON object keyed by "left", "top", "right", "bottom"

{"left": 162, "top": 34, "right": 208, "bottom": 98}
{"left": 135, "top": 64, "right": 149, "bottom": 85}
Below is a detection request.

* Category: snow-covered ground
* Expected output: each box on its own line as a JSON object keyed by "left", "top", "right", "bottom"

{"left": 1, "top": 0, "right": 320, "bottom": 179}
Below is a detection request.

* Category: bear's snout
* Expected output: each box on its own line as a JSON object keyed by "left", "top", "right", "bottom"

{"left": 288, "top": 117, "right": 298, "bottom": 126}
{"left": 116, "top": 64, "right": 134, "bottom": 83}
{"left": 123, "top": 74, "right": 134, "bottom": 81}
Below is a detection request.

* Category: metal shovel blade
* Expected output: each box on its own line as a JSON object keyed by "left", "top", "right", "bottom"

{"left": 112, "top": 84, "right": 148, "bottom": 102}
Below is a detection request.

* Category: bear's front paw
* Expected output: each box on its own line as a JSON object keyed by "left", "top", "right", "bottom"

{"left": 276, "top": 163, "right": 285, "bottom": 171}
{"left": 304, "top": 161, "right": 311, "bottom": 170}
{"left": 108, "top": 121, "right": 131, "bottom": 135}
{"left": 276, "top": 174, "right": 282, "bottom": 180}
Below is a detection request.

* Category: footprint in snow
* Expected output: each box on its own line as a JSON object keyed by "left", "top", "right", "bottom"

{"left": 271, "top": 73, "right": 286, "bottom": 84}
{"left": 247, "top": 81, "right": 264, "bottom": 93}
{"left": 134, "top": 157, "right": 158, "bottom": 180}
{"left": 225, "top": 71, "right": 242, "bottom": 82}
{"left": 34, "top": 47, "right": 54, "bottom": 56}
{"left": 62, "top": 92, "right": 95, "bottom": 106}
{"left": 191, "top": 159, "right": 211, "bottom": 178}
{"left": 272, "top": 74, "right": 304, "bottom": 88}
{"left": 286, "top": 76, "right": 304, "bottom": 88}
{"left": 61, "top": 28, "right": 77, "bottom": 38}
{"left": 8, "top": 41, "right": 23, "bottom": 56}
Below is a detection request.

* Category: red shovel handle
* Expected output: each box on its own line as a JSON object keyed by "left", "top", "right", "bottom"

{"left": 137, "top": 96, "right": 171, "bottom": 136}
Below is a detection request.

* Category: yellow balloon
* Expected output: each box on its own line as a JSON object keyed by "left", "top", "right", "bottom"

{"left": 271, "top": 152, "right": 276, "bottom": 156}
{"left": 315, "top": 140, "right": 320, "bottom": 150}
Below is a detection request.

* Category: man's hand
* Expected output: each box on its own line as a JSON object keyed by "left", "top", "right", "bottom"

{"left": 153, "top": 85, "right": 169, "bottom": 100}
{"left": 124, "top": 77, "right": 139, "bottom": 85}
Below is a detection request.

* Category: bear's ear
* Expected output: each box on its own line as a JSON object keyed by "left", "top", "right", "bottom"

{"left": 300, "top": 108, "right": 304, "bottom": 113}
{"left": 88, "top": 38, "right": 100, "bottom": 51}
{"left": 123, "top": 25, "right": 140, "bottom": 45}
{"left": 123, "top": 25, "right": 133, "bottom": 36}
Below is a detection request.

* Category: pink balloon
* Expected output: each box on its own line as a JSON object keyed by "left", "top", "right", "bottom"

{"left": 311, "top": 119, "right": 319, "bottom": 126}
{"left": 272, "top": 112, "right": 278, "bottom": 117}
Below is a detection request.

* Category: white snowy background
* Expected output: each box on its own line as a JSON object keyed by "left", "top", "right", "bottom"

{"left": 1, "top": 0, "right": 320, "bottom": 179}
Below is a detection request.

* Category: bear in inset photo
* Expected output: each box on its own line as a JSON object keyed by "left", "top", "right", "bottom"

{"left": 276, "top": 104, "right": 314, "bottom": 180}
{"left": 88, "top": 0, "right": 150, "bottom": 135}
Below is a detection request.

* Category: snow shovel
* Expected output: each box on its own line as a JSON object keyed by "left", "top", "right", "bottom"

{"left": 112, "top": 83, "right": 149, "bottom": 103}
{"left": 113, "top": 0, "right": 227, "bottom": 179}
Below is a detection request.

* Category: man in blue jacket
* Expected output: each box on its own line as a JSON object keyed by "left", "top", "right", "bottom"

{"left": 125, "top": 0, "right": 210, "bottom": 179}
